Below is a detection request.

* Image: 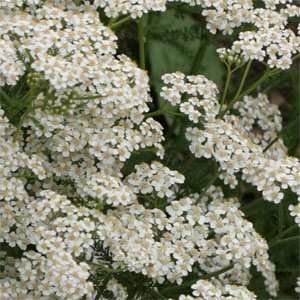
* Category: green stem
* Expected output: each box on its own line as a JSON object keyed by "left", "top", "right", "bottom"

{"left": 240, "top": 68, "right": 280, "bottom": 99}
{"left": 145, "top": 109, "right": 184, "bottom": 118}
{"left": 198, "top": 165, "right": 219, "bottom": 200}
{"left": 278, "top": 201, "right": 284, "bottom": 235}
{"left": 189, "top": 40, "right": 208, "bottom": 75}
{"left": 219, "top": 67, "right": 281, "bottom": 118}
{"left": 263, "top": 117, "right": 299, "bottom": 152}
{"left": 243, "top": 197, "right": 263, "bottom": 211}
{"left": 263, "top": 136, "right": 279, "bottom": 152}
{"left": 0, "top": 87, "right": 11, "bottom": 103}
{"left": 137, "top": 18, "right": 146, "bottom": 70}
{"left": 145, "top": 109, "right": 164, "bottom": 118}
{"left": 200, "top": 264, "right": 234, "bottom": 280}
{"left": 233, "top": 60, "right": 252, "bottom": 100}
{"left": 220, "top": 63, "right": 232, "bottom": 111}
{"left": 270, "top": 235, "right": 300, "bottom": 249}
{"left": 272, "top": 224, "right": 299, "bottom": 241}
{"left": 219, "top": 60, "right": 252, "bottom": 117}
{"left": 110, "top": 16, "right": 132, "bottom": 30}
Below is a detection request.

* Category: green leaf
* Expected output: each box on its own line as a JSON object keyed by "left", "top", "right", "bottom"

{"left": 145, "top": 9, "right": 224, "bottom": 107}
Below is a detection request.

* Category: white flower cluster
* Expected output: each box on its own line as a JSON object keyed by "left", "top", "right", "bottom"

{"left": 0, "top": 3, "right": 118, "bottom": 91}
{"left": 0, "top": 0, "right": 41, "bottom": 9}
{"left": 289, "top": 203, "right": 300, "bottom": 226}
{"left": 161, "top": 72, "right": 219, "bottom": 123}
{"left": 178, "top": 279, "right": 257, "bottom": 300}
{"left": 296, "top": 277, "right": 300, "bottom": 294}
{"left": 97, "top": 0, "right": 300, "bottom": 69}
{"left": 0, "top": 1, "right": 298, "bottom": 72}
{"left": 186, "top": 115, "right": 300, "bottom": 204}
{"left": 97, "top": 187, "right": 278, "bottom": 296}
{"left": 0, "top": 39, "right": 25, "bottom": 86}
{"left": 161, "top": 73, "right": 300, "bottom": 221}
{"left": 126, "top": 161, "right": 185, "bottom": 198}
{"left": 233, "top": 94, "right": 284, "bottom": 151}
{"left": 0, "top": 4, "right": 167, "bottom": 298}
{"left": 0, "top": 128, "right": 96, "bottom": 299}
{"left": 95, "top": 0, "right": 169, "bottom": 18}
{"left": 227, "top": 7, "right": 300, "bottom": 69}
{"left": 1, "top": 99, "right": 279, "bottom": 297}
{"left": 0, "top": 1, "right": 297, "bottom": 299}
{"left": 103, "top": 278, "right": 128, "bottom": 300}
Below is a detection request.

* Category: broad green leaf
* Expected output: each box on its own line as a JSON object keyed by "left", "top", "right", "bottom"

{"left": 145, "top": 8, "right": 224, "bottom": 106}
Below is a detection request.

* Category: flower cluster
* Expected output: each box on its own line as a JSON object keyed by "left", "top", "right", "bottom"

{"left": 0, "top": 90, "right": 280, "bottom": 297}
{"left": 0, "top": 110, "right": 96, "bottom": 298}
{"left": 99, "top": 0, "right": 300, "bottom": 69}
{"left": 0, "top": 39, "right": 24, "bottom": 87}
{"left": 97, "top": 186, "right": 278, "bottom": 295}
{"left": 161, "top": 72, "right": 219, "bottom": 122}
{"left": 289, "top": 203, "right": 300, "bottom": 226}
{"left": 233, "top": 94, "right": 283, "bottom": 149}
{"left": 0, "top": 0, "right": 298, "bottom": 299}
{"left": 0, "top": 3, "right": 118, "bottom": 92}
{"left": 228, "top": 8, "right": 300, "bottom": 69}
{"left": 178, "top": 279, "right": 257, "bottom": 300}
{"left": 296, "top": 277, "right": 300, "bottom": 294}
{"left": 126, "top": 161, "right": 185, "bottom": 198}
{"left": 161, "top": 72, "right": 300, "bottom": 220}
{"left": 0, "top": 4, "right": 167, "bottom": 298}
{"left": 105, "top": 279, "right": 128, "bottom": 300}
{"left": 95, "top": 0, "right": 169, "bottom": 18}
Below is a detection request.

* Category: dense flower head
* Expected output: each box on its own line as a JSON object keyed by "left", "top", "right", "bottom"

{"left": 96, "top": 186, "right": 278, "bottom": 295}
{"left": 0, "top": 2, "right": 118, "bottom": 91}
{"left": 0, "top": 92, "right": 280, "bottom": 298}
{"left": 161, "top": 72, "right": 300, "bottom": 224}
{"left": 95, "top": 0, "right": 300, "bottom": 70}
{"left": 161, "top": 72, "right": 219, "bottom": 122}
{"left": 126, "top": 161, "right": 185, "bottom": 199}
{"left": 178, "top": 279, "right": 257, "bottom": 300}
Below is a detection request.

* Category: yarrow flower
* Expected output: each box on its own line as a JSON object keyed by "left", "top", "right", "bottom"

{"left": 0, "top": 0, "right": 299, "bottom": 299}
{"left": 161, "top": 72, "right": 300, "bottom": 219}
{"left": 178, "top": 279, "right": 257, "bottom": 300}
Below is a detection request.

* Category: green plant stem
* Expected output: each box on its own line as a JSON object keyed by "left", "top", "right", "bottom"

{"left": 0, "top": 87, "right": 11, "bottom": 103}
{"left": 200, "top": 264, "right": 234, "bottom": 280}
{"left": 219, "top": 66, "right": 281, "bottom": 118}
{"left": 219, "top": 60, "right": 252, "bottom": 117}
{"left": 269, "top": 235, "right": 300, "bottom": 249}
{"left": 137, "top": 18, "right": 146, "bottom": 69}
{"left": 198, "top": 168, "right": 220, "bottom": 200}
{"left": 220, "top": 63, "right": 232, "bottom": 110}
{"left": 278, "top": 201, "right": 284, "bottom": 235}
{"left": 243, "top": 197, "right": 263, "bottom": 211}
{"left": 110, "top": 16, "right": 132, "bottom": 30}
{"left": 272, "top": 224, "right": 299, "bottom": 242}
{"left": 233, "top": 60, "right": 252, "bottom": 100}
{"left": 145, "top": 109, "right": 184, "bottom": 118}
{"left": 263, "top": 136, "right": 279, "bottom": 152}
{"left": 189, "top": 40, "right": 208, "bottom": 75}
{"left": 263, "top": 117, "right": 299, "bottom": 152}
